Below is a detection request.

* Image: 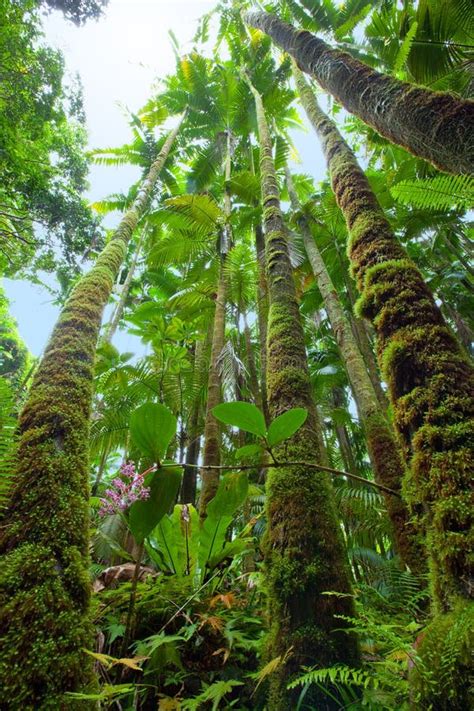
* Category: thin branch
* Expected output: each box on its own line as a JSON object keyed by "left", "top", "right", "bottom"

{"left": 159, "top": 461, "right": 400, "bottom": 497}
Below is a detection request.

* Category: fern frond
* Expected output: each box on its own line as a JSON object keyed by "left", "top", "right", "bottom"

{"left": 391, "top": 175, "right": 474, "bottom": 211}
{"left": 394, "top": 21, "right": 418, "bottom": 73}
{"left": 288, "top": 664, "right": 373, "bottom": 690}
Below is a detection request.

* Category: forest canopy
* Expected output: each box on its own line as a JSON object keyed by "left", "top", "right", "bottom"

{"left": 0, "top": 1, "right": 473, "bottom": 710}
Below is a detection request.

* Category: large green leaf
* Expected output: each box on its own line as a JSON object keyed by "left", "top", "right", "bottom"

{"left": 199, "top": 513, "right": 234, "bottom": 574}
{"left": 148, "top": 503, "right": 199, "bottom": 576}
{"left": 267, "top": 408, "right": 308, "bottom": 448}
{"left": 130, "top": 402, "right": 177, "bottom": 463}
{"left": 200, "top": 472, "right": 249, "bottom": 576}
{"left": 212, "top": 402, "right": 267, "bottom": 437}
{"left": 206, "top": 471, "right": 249, "bottom": 518}
{"left": 128, "top": 465, "right": 182, "bottom": 544}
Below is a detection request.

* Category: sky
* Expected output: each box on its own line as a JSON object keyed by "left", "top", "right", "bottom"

{"left": 4, "top": 0, "right": 325, "bottom": 357}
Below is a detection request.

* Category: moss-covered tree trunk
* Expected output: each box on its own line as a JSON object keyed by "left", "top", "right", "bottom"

{"left": 294, "top": 67, "right": 474, "bottom": 708}
{"left": 285, "top": 166, "right": 421, "bottom": 573}
{"left": 247, "top": 76, "right": 358, "bottom": 711}
{"left": 343, "top": 271, "right": 389, "bottom": 410}
{"left": 0, "top": 115, "right": 185, "bottom": 709}
{"left": 245, "top": 10, "right": 474, "bottom": 174}
{"left": 181, "top": 333, "right": 209, "bottom": 506}
{"left": 199, "top": 131, "right": 232, "bottom": 517}
{"left": 198, "top": 262, "right": 227, "bottom": 517}
{"left": 103, "top": 228, "right": 145, "bottom": 344}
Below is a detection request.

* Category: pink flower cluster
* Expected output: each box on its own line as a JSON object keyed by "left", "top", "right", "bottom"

{"left": 99, "top": 461, "right": 150, "bottom": 517}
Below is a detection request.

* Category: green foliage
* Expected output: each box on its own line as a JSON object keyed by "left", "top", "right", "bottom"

{"left": 0, "top": 377, "right": 17, "bottom": 509}
{"left": 266, "top": 408, "right": 307, "bottom": 447}
{"left": 129, "top": 465, "right": 183, "bottom": 544}
{"left": 0, "top": 0, "right": 100, "bottom": 279}
{"left": 40, "top": 0, "right": 109, "bottom": 25}
{"left": 181, "top": 679, "right": 244, "bottom": 710}
{"left": 212, "top": 402, "right": 267, "bottom": 437}
{"left": 212, "top": 402, "right": 308, "bottom": 454}
{"left": 391, "top": 174, "right": 474, "bottom": 211}
{"left": 130, "top": 402, "right": 177, "bottom": 463}
{"left": 148, "top": 472, "right": 249, "bottom": 581}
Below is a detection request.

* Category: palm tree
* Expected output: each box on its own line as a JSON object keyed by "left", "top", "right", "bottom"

{"left": 102, "top": 228, "right": 145, "bottom": 343}
{"left": 244, "top": 10, "right": 474, "bottom": 174}
{"left": 293, "top": 65, "right": 473, "bottom": 705}
{"left": 244, "top": 70, "right": 358, "bottom": 709}
{"left": 199, "top": 128, "right": 233, "bottom": 517}
{"left": 0, "top": 112, "right": 185, "bottom": 707}
{"left": 285, "top": 166, "right": 422, "bottom": 574}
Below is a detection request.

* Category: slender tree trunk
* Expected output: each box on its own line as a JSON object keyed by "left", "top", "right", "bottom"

{"left": 294, "top": 67, "right": 474, "bottom": 707}
{"left": 243, "top": 312, "right": 262, "bottom": 411}
{"left": 255, "top": 223, "right": 270, "bottom": 424}
{"left": 199, "top": 131, "right": 232, "bottom": 517}
{"left": 102, "top": 228, "right": 145, "bottom": 344}
{"left": 343, "top": 269, "right": 389, "bottom": 410}
{"left": 244, "top": 10, "right": 474, "bottom": 174}
{"left": 442, "top": 301, "right": 473, "bottom": 355}
{"left": 285, "top": 166, "right": 421, "bottom": 572}
{"left": 180, "top": 335, "right": 209, "bottom": 505}
{"left": 0, "top": 114, "right": 185, "bottom": 709}
{"left": 198, "top": 264, "right": 227, "bottom": 517}
{"left": 332, "top": 388, "right": 358, "bottom": 477}
{"left": 246, "top": 75, "right": 358, "bottom": 710}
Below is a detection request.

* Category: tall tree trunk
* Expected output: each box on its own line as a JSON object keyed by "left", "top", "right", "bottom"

{"left": 255, "top": 223, "right": 270, "bottom": 424}
{"left": 243, "top": 312, "right": 262, "bottom": 412}
{"left": 246, "top": 75, "right": 358, "bottom": 710}
{"left": 245, "top": 10, "right": 474, "bottom": 174}
{"left": 343, "top": 266, "right": 389, "bottom": 410}
{"left": 199, "top": 131, "right": 232, "bottom": 517}
{"left": 332, "top": 387, "right": 359, "bottom": 477}
{"left": 0, "top": 115, "right": 185, "bottom": 709}
{"left": 180, "top": 334, "right": 209, "bottom": 505}
{"left": 294, "top": 67, "right": 474, "bottom": 707}
{"left": 198, "top": 262, "right": 227, "bottom": 517}
{"left": 285, "top": 166, "right": 421, "bottom": 573}
{"left": 102, "top": 228, "right": 145, "bottom": 344}
{"left": 442, "top": 300, "right": 473, "bottom": 356}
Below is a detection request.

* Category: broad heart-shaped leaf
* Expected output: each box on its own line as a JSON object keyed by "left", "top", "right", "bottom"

{"left": 128, "top": 465, "right": 182, "bottom": 544}
{"left": 212, "top": 402, "right": 267, "bottom": 438}
{"left": 130, "top": 403, "right": 177, "bottom": 463}
{"left": 267, "top": 408, "right": 308, "bottom": 448}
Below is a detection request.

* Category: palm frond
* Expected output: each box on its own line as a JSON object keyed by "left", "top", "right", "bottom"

{"left": 391, "top": 175, "right": 474, "bottom": 211}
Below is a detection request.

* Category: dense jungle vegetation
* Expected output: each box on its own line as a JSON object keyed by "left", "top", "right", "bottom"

{"left": 0, "top": 0, "right": 473, "bottom": 709}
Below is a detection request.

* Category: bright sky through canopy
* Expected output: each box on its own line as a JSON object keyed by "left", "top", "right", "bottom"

{"left": 5, "top": 0, "right": 323, "bottom": 356}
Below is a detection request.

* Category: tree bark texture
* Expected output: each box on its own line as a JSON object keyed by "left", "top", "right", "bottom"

{"left": 245, "top": 10, "right": 474, "bottom": 174}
